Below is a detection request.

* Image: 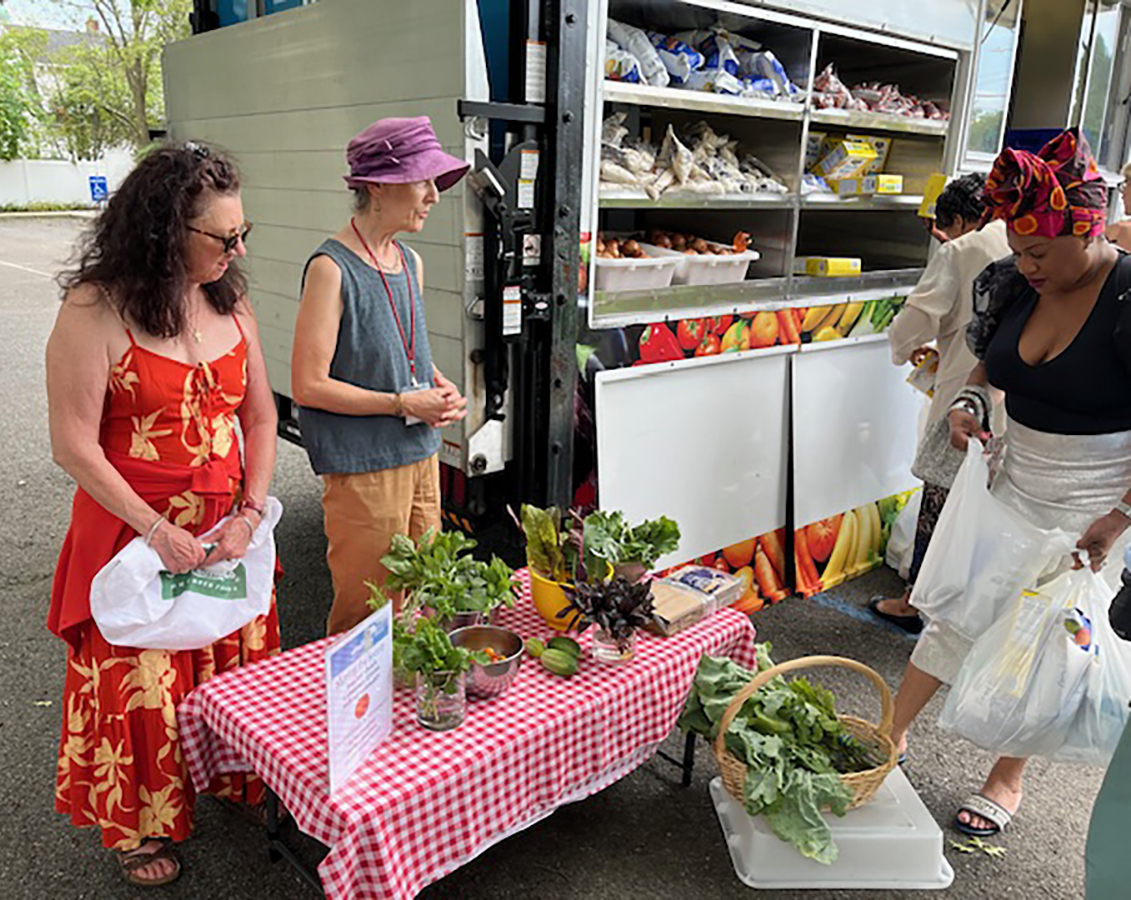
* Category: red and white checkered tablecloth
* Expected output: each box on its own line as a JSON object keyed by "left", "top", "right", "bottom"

{"left": 178, "top": 571, "right": 759, "bottom": 900}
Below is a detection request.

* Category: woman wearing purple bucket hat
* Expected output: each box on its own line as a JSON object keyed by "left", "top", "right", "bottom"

{"left": 292, "top": 116, "right": 470, "bottom": 635}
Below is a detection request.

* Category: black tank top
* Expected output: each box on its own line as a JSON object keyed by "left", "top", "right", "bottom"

{"left": 984, "top": 254, "right": 1131, "bottom": 435}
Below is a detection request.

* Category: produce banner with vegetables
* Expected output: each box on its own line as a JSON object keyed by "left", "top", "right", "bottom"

{"left": 660, "top": 527, "right": 790, "bottom": 613}
{"left": 576, "top": 295, "right": 906, "bottom": 372}
{"left": 795, "top": 492, "right": 915, "bottom": 597}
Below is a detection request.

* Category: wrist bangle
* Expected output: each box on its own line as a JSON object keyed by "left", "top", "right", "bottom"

{"left": 240, "top": 497, "right": 265, "bottom": 516}
{"left": 143, "top": 516, "right": 164, "bottom": 546}
{"left": 233, "top": 514, "right": 255, "bottom": 540}
{"left": 949, "top": 399, "right": 980, "bottom": 418}
{"left": 393, "top": 393, "right": 405, "bottom": 417}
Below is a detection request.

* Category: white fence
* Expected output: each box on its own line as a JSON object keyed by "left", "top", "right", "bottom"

{"left": 0, "top": 149, "right": 135, "bottom": 207}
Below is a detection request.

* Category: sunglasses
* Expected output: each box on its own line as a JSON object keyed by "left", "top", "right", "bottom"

{"left": 188, "top": 222, "right": 253, "bottom": 254}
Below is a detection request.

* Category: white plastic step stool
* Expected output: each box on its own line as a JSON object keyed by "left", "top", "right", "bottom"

{"left": 710, "top": 768, "right": 954, "bottom": 890}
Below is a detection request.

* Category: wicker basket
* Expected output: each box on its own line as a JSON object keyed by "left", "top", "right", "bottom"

{"left": 712, "top": 655, "right": 898, "bottom": 811}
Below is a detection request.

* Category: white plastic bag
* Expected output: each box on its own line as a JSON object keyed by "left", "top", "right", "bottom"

{"left": 91, "top": 497, "right": 283, "bottom": 650}
{"left": 607, "top": 20, "right": 669, "bottom": 87}
{"left": 939, "top": 568, "right": 1103, "bottom": 759}
{"left": 1057, "top": 573, "right": 1131, "bottom": 766}
{"left": 910, "top": 440, "right": 1075, "bottom": 639}
{"left": 885, "top": 489, "right": 922, "bottom": 581}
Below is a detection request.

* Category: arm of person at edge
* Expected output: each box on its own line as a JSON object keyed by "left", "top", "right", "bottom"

{"left": 1105, "top": 219, "right": 1131, "bottom": 253}
{"left": 949, "top": 362, "right": 1131, "bottom": 571}
{"left": 889, "top": 240, "right": 956, "bottom": 368}
{"left": 291, "top": 254, "right": 464, "bottom": 426}
{"left": 202, "top": 299, "right": 277, "bottom": 565}
{"left": 46, "top": 285, "right": 207, "bottom": 574}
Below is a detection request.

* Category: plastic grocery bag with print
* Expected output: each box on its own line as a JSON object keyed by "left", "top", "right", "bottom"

{"left": 91, "top": 497, "right": 282, "bottom": 650}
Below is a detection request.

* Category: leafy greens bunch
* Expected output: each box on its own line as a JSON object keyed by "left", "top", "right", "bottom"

{"left": 396, "top": 615, "right": 488, "bottom": 684}
{"left": 559, "top": 576, "right": 654, "bottom": 650}
{"left": 678, "top": 648, "right": 879, "bottom": 865}
{"left": 520, "top": 504, "right": 680, "bottom": 585}
{"left": 367, "top": 529, "right": 517, "bottom": 622}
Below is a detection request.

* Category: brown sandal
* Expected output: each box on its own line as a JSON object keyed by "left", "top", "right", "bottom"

{"left": 118, "top": 840, "right": 182, "bottom": 887}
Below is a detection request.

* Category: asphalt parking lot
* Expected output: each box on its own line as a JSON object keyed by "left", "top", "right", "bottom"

{"left": 0, "top": 215, "right": 1099, "bottom": 899}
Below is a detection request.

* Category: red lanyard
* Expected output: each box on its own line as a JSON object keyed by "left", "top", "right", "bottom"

{"left": 351, "top": 218, "right": 416, "bottom": 379}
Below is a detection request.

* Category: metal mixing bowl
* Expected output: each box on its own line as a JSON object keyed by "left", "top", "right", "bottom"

{"left": 448, "top": 625, "right": 524, "bottom": 699}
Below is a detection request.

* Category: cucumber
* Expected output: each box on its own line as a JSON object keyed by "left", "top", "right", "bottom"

{"left": 547, "top": 636, "right": 582, "bottom": 659}
{"left": 540, "top": 648, "right": 579, "bottom": 677}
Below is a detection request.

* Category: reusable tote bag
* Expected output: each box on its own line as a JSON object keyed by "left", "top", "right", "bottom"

{"left": 910, "top": 440, "right": 1074, "bottom": 640}
{"left": 91, "top": 496, "right": 282, "bottom": 650}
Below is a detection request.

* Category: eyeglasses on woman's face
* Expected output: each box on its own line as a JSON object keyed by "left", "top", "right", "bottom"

{"left": 187, "top": 222, "right": 253, "bottom": 254}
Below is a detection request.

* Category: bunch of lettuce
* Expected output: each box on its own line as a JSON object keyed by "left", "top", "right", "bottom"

{"left": 679, "top": 647, "right": 878, "bottom": 864}
{"left": 520, "top": 504, "right": 680, "bottom": 584}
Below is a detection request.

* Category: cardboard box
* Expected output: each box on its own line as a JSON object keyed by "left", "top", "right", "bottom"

{"left": 813, "top": 140, "right": 876, "bottom": 180}
{"left": 865, "top": 173, "right": 904, "bottom": 194}
{"left": 825, "top": 177, "right": 868, "bottom": 197}
{"left": 846, "top": 133, "right": 893, "bottom": 174}
{"left": 793, "top": 256, "right": 862, "bottom": 277}
{"left": 805, "top": 130, "right": 827, "bottom": 170}
{"left": 919, "top": 173, "right": 948, "bottom": 218}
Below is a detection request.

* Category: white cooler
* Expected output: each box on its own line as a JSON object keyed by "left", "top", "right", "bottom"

{"left": 710, "top": 768, "right": 954, "bottom": 891}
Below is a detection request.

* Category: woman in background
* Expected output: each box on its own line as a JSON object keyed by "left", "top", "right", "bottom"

{"left": 869, "top": 174, "right": 1010, "bottom": 633}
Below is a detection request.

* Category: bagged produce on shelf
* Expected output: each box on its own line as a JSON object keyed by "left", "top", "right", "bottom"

{"left": 812, "top": 63, "right": 856, "bottom": 110}
{"left": 607, "top": 19, "right": 669, "bottom": 87}
{"left": 648, "top": 32, "right": 703, "bottom": 85}
{"left": 599, "top": 113, "right": 788, "bottom": 199}
{"left": 604, "top": 40, "right": 642, "bottom": 84}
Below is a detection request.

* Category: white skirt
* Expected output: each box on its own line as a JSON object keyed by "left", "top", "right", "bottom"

{"left": 912, "top": 418, "right": 1131, "bottom": 683}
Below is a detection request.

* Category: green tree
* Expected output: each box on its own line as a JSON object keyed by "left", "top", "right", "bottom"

{"left": 967, "top": 109, "right": 1005, "bottom": 157}
{"left": 0, "top": 32, "right": 34, "bottom": 159}
{"left": 48, "top": 0, "right": 191, "bottom": 156}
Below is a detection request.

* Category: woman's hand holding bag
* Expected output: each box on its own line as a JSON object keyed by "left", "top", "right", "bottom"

{"left": 90, "top": 497, "right": 283, "bottom": 651}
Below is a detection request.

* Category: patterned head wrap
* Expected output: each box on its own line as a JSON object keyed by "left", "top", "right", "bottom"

{"left": 983, "top": 127, "right": 1107, "bottom": 239}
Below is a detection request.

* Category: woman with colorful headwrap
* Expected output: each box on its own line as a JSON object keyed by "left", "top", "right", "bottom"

{"left": 887, "top": 128, "right": 1131, "bottom": 839}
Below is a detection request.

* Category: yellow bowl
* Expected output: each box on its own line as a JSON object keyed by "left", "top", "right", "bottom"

{"left": 530, "top": 569, "right": 582, "bottom": 631}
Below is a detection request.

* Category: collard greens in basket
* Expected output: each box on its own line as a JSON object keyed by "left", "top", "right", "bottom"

{"left": 679, "top": 647, "right": 878, "bottom": 864}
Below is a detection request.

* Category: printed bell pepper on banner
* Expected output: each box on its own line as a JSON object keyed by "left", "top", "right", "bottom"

{"left": 638, "top": 322, "right": 683, "bottom": 363}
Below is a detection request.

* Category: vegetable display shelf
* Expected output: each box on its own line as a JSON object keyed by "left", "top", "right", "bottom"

{"left": 809, "top": 107, "right": 949, "bottom": 137}
{"left": 592, "top": 0, "right": 959, "bottom": 325}
{"left": 603, "top": 81, "right": 806, "bottom": 123}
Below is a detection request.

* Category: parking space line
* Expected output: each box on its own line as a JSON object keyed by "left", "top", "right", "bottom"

{"left": 0, "top": 259, "right": 54, "bottom": 278}
{"left": 812, "top": 592, "right": 919, "bottom": 642}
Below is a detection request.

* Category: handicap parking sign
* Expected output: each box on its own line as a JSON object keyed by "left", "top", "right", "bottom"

{"left": 89, "top": 176, "right": 108, "bottom": 203}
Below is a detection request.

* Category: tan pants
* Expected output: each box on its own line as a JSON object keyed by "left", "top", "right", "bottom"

{"left": 321, "top": 454, "right": 440, "bottom": 635}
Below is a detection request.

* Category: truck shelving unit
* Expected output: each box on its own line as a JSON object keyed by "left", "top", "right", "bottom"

{"left": 168, "top": 0, "right": 1000, "bottom": 599}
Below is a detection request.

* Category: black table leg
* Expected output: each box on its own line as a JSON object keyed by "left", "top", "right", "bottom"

{"left": 656, "top": 732, "right": 698, "bottom": 787}
{"left": 680, "top": 730, "right": 696, "bottom": 787}
{"left": 264, "top": 788, "right": 325, "bottom": 895}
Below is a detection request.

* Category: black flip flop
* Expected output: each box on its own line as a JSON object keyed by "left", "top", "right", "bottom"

{"left": 867, "top": 597, "right": 924, "bottom": 635}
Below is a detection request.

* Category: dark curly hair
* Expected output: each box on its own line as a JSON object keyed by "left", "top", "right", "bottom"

{"left": 59, "top": 142, "right": 246, "bottom": 338}
{"left": 935, "top": 172, "right": 987, "bottom": 231}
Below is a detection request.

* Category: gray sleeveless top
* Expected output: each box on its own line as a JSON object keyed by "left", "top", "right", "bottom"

{"left": 298, "top": 238, "right": 440, "bottom": 475}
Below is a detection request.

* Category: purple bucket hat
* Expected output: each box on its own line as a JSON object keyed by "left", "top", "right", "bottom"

{"left": 344, "top": 116, "right": 470, "bottom": 193}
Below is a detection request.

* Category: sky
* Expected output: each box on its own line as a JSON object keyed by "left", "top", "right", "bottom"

{"left": 1, "top": 0, "right": 95, "bottom": 30}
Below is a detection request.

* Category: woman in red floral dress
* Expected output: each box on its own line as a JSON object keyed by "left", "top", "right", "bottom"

{"left": 45, "top": 143, "right": 280, "bottom": 886}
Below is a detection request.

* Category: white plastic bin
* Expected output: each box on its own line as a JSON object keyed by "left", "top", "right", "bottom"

{"left": 592, "top": 254, "right": 679, "bottom": 292}
{"left": 709, "top": 768, "right": 954, "bottom": 891}
{"left": 640, "top": 241, "right": 761, "bottom": 286}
